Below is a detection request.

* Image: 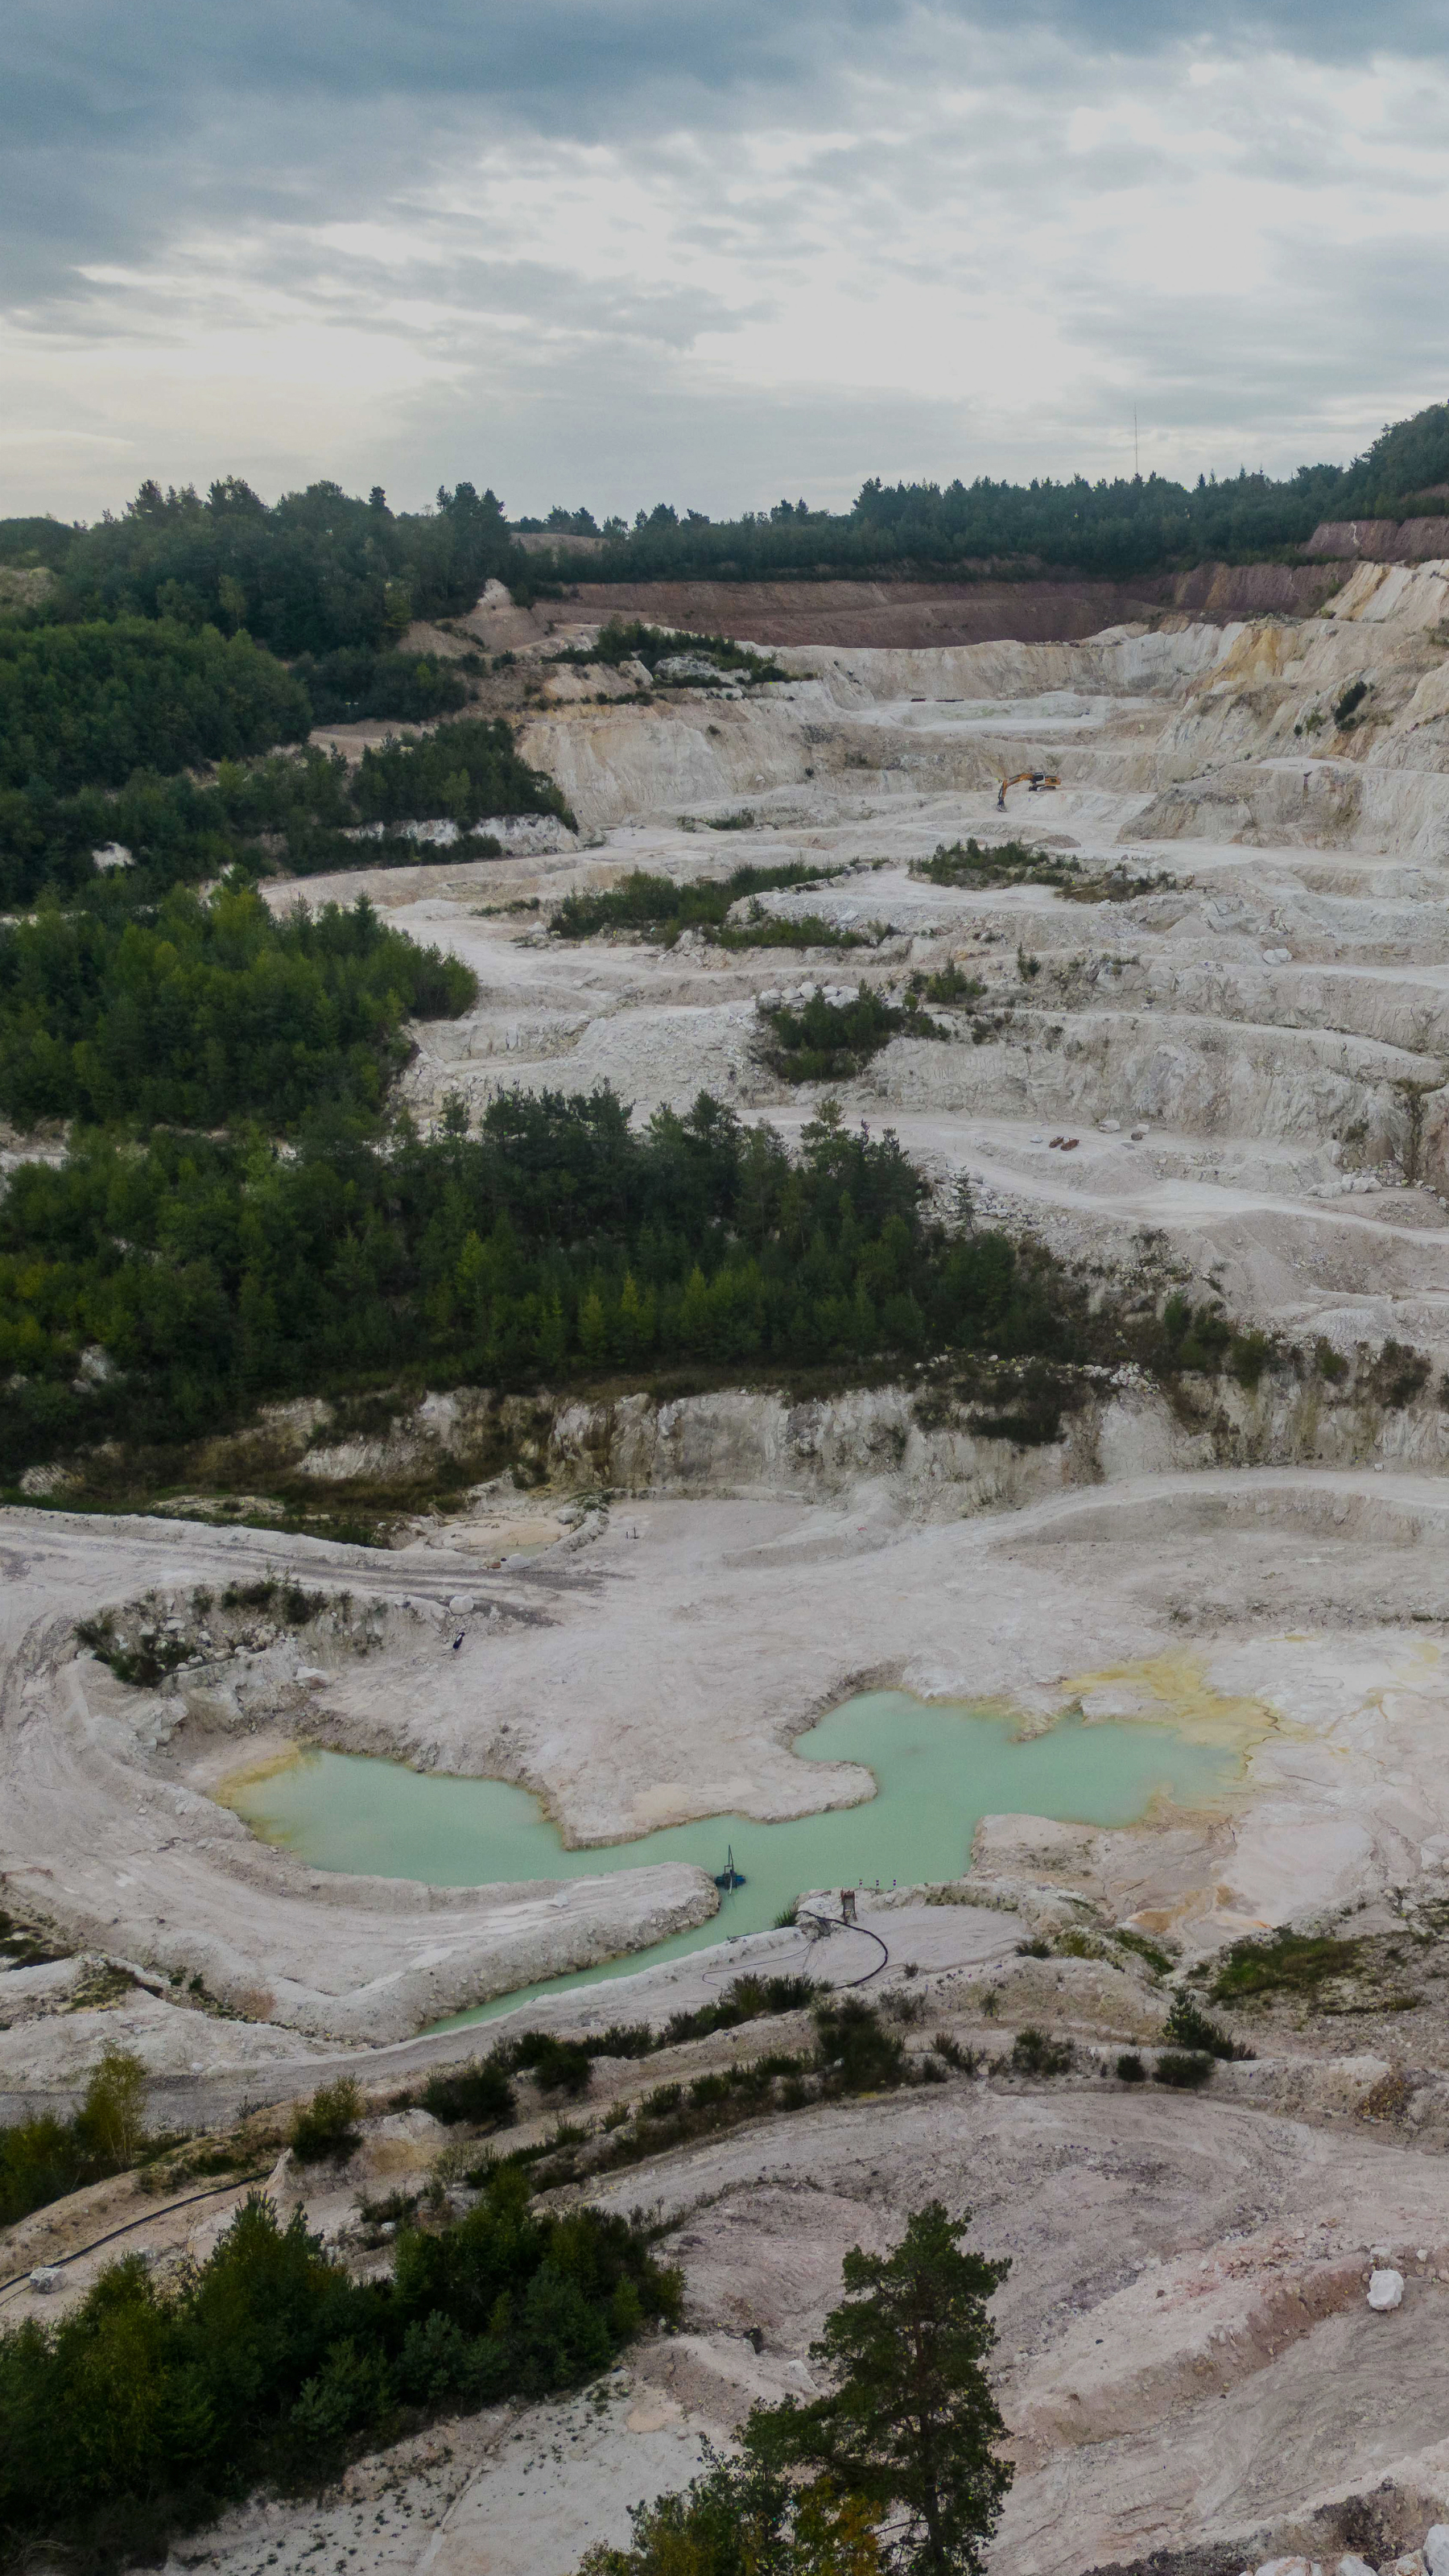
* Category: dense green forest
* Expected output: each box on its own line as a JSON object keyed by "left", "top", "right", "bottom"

{"left": 0, "top": 1092, "right": 1086, "bottom": 1475}
{"left": 0, "top": 619, "right": 311, "bottom": 795}
{"left": 518, "top": 399, "right": 1449, "bottom": 586}
{"left": 0, "top": 2178, "right": 678, "bottom": 2562}
{"left": 0, "top": 719, "right": 572, "bottom": 908}
{"left": 0, "top": 886, "right": 474, "bottom": 1131}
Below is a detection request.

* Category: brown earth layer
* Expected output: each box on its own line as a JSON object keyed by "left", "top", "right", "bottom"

{"left": 554, "top": 563, "right": 1343, "bottom": 647}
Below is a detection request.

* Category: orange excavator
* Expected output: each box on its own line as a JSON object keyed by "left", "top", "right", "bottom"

{"left": 997, "top": 770, "right": 1059, "bottom": 811}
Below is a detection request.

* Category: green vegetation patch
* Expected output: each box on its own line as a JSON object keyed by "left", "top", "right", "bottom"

{"left": 0, "top": 2169, "right": 679, "bottom": 2563}
{"left": 0, "top": 885, "right": 474, "bottom": 1132}
{"left": 1154, "top": 2050, "right": 1214, "bottom": 2089}
{"left": 1160, "top": 1291, "right": 1279, "bottom": 1389}
{"left": 910, "top": 837, "right": 1177, "bottom": 908}
{"left": 13, "top": 474, "right": 516, "bottom": 656}
{"left": 0, "top": 2046, "right": 150, "bottom": 2230}
{"left": 1162, "top": 1992, "right": 1253, "bottom": 2060}
{"left": 549, "top": 618, "right": 782, "bottom": 685}
{"left": 349, "top": 716, "right": 574, "bottom": 834}
{"left": 551, "top": 861, "right": 844, "bottom": 945}
{"left": 756, "top": 987, "right": 944, "bottom": 1082}
{"left": 0, "top": 617, "right": 310, "bottom": 798}
{"left": 911, "top": 836, "right": 1088, "bottom": 893}
{"left": 0, "top": 718, "right": 568, "bottom": 910}
{"left": 291, "top": 645, "right": 472, "bottom": 727}
{"left": 1212, "top": 1928, "right": 1366, "bottom": 2003}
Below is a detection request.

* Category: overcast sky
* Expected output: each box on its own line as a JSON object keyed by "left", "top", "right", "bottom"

{"left": 6, "top": 1, "right": 1449, "bottom": 524}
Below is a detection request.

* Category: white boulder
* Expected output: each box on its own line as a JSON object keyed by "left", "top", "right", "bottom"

{"left": 1368, "top": 2265, "right": 1405, "bottom": 2310}
{"left": 1422, "top": 2529, "right": 1449, "bottom": 2576}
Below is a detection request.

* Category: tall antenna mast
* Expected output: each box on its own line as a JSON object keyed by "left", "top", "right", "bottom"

{"left": 1134, "top": 407, "right": 1139, "bottom": 479}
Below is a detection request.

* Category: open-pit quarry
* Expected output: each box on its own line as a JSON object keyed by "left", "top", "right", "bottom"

{"left": 17, "top": 562, "right": 1449, "bottom": 2574}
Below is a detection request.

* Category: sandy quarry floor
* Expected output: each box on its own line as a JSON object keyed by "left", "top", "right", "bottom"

{"left": 19, "top": 575, "right": 1449, "bottom": 2569}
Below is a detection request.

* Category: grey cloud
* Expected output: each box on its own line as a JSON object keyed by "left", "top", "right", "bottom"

{"left": 4, "top": 0, "right": 1443, "bottom": 291}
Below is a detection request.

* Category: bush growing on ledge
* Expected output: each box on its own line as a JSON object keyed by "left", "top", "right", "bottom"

{"left": 1163, "top": 1992, "right": 1253, "bottom": 2061}
{"left": 551, "top": 860, "right": 842, "bottom": 944}
{"left": 1007, "top": 2026, "right": 1075, "bottom": 2077}
{"left": 547, "top": 619, "right": 782, "bottom": 685}
{"left": 1153, "top": 2050, "right": 1214, "bottom": 2090}
{"left": 912, "top": 836, "right": 1084, "bottom": 893}
{"left": 290, "top": 2076, "right": 363, "bottom": 2164}
{"left": 419, "top": 2061, "right": 517, "bottom": 2128}
{"left": 755, "top": 986, "right": 939, "bottom": 1082}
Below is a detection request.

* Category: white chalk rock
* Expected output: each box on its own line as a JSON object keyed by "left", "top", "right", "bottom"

{"left": 1389, "top": 2556, "right": 1427, "bottom": 2575}
{"left": 1253, "top": 2559, "right": 1317, "bottom": 2575}
{"left": 1368, "top": 2265, "right": 1405, "bottom": 2310}
{"left": 295, "top": 1665, "right": 331, "bottom": 1686}
{"left": 1422, "top": 2528, "right": 1449, "bottom": 2576}
{"left": 28, "top": 2265, "right": 64, "bottom": 2293}
{"left": 757, "top": 991, "right": 782, "bottom": 1010}
{"left": 1334, "top": 2557, "right": 1379, "bottom": 2575}
{"left": 448, "top": 1595, "right": 474, "bottom": 1615}
{"left": 1099, "top": 1117, "right": 1121, "bottom": 1133}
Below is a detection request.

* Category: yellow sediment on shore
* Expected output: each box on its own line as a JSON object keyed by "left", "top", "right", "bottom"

{"left": 213, "top": 1741, "right": 307, "bottom": 1806}
{"left": 1061, "top": 1649, "right": 1283, "bottom": 1757}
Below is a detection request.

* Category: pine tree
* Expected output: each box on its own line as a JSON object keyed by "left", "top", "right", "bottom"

{"left": 745, "top": 2203, "right": 1011, "bottom": 2576}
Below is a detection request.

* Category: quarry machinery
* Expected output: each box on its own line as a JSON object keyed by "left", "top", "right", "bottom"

{"left": 997, "top": 770, "right": 1059, "bottom": 809}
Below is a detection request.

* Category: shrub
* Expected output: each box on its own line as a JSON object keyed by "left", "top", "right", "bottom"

{"left": 1163, "top": 1993, "right": 1253, "bottom": 2061}
{"left": 1008, "top": 2028, "right": 1074, "bottom": 2077}
{"left": 933, "top": 2033, "right": 980, "bottom": 2074}
{"left": 0, "top": 2046, "right": 151, "bottom": 2227}
{"left": 1115, "top": 2052, "right": 1146, "bottom": 2083}
{"left": 510, "top": 2035, "right": 594, "bottom": 2099}
{"left": 290, "top": 2077, "right": 363, "bottom": 2164}
{"left": 1154, "top": 2050, "right": 1214, "bottom": 2090}
{"left": 419, "top": 2060, "right": 516, "bottom": 2129}
{"left": 813, "top": 1997, "right": 906, "bottom": 2093}
{"left": 75, "top": 2046, "right": 150, "bottom": 2168}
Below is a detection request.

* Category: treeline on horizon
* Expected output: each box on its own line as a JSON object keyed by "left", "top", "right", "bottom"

{"left": 6, "top": 400, "right": 1449, "bottom": 641}
{"left": 513, "top": 398, "right": 1449, "bottom": 584}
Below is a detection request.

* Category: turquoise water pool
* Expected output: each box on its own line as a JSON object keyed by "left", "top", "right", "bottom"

{"left": 229, "top": 1688, "right": 1233, "bottom": 2025}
